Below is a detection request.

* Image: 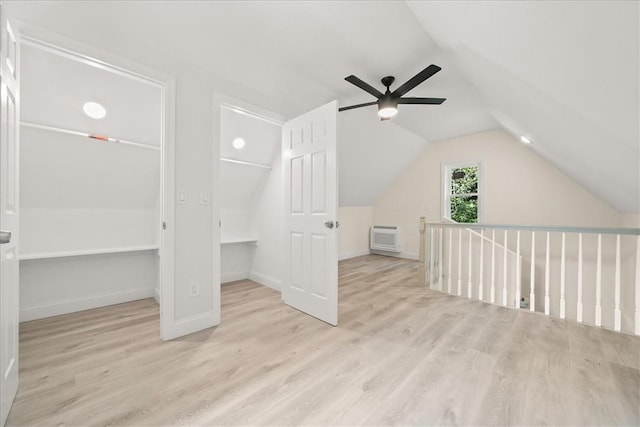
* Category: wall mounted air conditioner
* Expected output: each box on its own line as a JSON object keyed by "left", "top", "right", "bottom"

{"left": 370, "top": 226, "right": 400, "bottom": 253}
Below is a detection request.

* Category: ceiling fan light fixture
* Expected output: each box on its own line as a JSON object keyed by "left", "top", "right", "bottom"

{"left": 378, "top": 97, "right": 398, "bottom": 119}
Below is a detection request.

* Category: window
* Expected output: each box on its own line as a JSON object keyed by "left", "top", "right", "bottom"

{"left": 443, "top": 163, "right": 480, "bottom": 223}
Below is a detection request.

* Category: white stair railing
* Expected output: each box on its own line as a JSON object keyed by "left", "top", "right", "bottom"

{"left": 420, "top": 221, "right": 640, "bottom": 336}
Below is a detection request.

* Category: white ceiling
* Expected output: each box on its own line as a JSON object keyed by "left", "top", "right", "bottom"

{"left": 7, "top": 1, "right": 639, "bottom": 212}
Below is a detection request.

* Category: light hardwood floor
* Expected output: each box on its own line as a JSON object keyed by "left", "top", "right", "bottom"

{"left": 8, "top": 255, "right": 640, "bottom": 426}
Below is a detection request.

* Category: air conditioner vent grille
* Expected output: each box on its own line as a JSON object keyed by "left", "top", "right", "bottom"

{"left": 370, "top": 226, "right": 400, "bottom": 253}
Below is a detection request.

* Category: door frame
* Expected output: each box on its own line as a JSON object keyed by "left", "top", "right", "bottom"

{"left": 15, "top": 25, "right": 177, "bottom": 340}
{"left": 212, "top": 93, "right": 284, "bottom": 311}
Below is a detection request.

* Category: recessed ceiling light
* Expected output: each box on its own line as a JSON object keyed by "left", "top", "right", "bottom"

{"left": 232, "top": 137, "right": 245, "bottom": 150}
{"left": 83, "top": 101, "right": 106, "bottom": 119}
{"left": 520, "top": 136, "right": 532, "bottom": 144}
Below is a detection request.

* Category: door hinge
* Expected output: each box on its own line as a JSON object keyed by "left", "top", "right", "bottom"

{"left": 162, "top": 222, "right": 167, "bottom": 230}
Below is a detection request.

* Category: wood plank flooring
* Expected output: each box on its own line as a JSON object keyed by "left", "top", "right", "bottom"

{"left": 7, "top": 254, "right": 640, "bottom": 426}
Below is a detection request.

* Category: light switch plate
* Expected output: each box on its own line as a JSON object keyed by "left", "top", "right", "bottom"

{"left": 177, "top": 189, "right": 188, "bottom": 205}
{"left": 200, "top": 191, "right": 211, "bottom": 205}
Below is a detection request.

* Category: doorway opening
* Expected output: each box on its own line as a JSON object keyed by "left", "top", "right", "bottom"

{"left": 216, "top": 97, "right": 284, "bottom": 304}
{"left": 18, "top": 35, "right": 172, "bottom": 335}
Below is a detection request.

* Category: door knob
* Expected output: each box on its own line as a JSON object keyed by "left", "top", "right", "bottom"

{"left": 324, "top": 221, "right": 335, "bottom": 229}
{"left": 0, "top": 230, "right": 11, "bottom": 244}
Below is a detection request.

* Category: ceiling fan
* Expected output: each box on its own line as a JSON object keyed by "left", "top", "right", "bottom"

{"left": 339, "top": 64, "right": 446, "bottom": 120}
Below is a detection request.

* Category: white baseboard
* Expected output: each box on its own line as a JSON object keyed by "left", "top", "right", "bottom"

{"left": 221, "top": 271, "right": 249, "bottom": 284}
{"left": 339, "top": 250, "right": 370, "bottom": 261}
{"left": 371, "top": 250, "right": 419, "bottom": 261}
{"left": 248, "top": 271, "right": 281, "bottom": 291}
{"left": 162, "top": 310, "right": 219, "bottom": 341}
{"left": 153, "top": 287, "right": 160, "bottom": 304}
{"left": 20, "top": 287, "right": 155, "bottom": 322}
{"left": 396, "top": 251, "right": 419, "bottom": 260}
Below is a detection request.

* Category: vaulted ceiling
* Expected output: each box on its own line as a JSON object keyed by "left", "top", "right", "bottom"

{"left": 6, "top": 1, "right": 639, "bottom": 212}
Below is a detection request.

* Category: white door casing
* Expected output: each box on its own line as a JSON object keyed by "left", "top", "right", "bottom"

{"left": 0, "top": 12, "right": 19, "bottom": 427}
{"left": 282, "top": 101, "right": 338, "bottom": 326}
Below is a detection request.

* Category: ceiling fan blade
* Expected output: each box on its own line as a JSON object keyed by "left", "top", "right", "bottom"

{"left": 338, "top": 101, "right": 378, "bottom": 112}
{"left": 398, "top": 97, "right": 446, "bottom": 105}
{"left": 345, "top": 75, "right": 383, "bottom": 98}
{"left": 391, "top": 65, "right": 442, "bottom": 98}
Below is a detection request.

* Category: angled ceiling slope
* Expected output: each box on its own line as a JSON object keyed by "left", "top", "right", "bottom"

{"left": 6, "top": 1, "right": 639, "bottom": 212}
{"left": 407, "top": 0, "right": 640, "bottom": 213}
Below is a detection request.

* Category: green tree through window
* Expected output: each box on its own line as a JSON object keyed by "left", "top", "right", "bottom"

{"left": 449, "top": 166, "right": 478, "bottom": 223}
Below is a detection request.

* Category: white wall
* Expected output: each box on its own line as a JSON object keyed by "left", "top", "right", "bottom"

{"left": 20, "top": 251, "right": 157, "bottom": 321}
{"left": 248, "top": 155, "right": 284, "bottom": 291}
{"left": 220, "top": 208, "right": 256, "bottom": 283}
{"left": 338, "top": 207, "right": 373, "bottom": 260}
{"left": 374, "top": 129, "right": 623, "bottom": 256}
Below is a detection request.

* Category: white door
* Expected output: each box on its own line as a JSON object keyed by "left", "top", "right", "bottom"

{"left": 282, "top": 101, "right": 338, "bottom": 325}
{"left": 0, "top": 12, "right": 19, "bottom": 427}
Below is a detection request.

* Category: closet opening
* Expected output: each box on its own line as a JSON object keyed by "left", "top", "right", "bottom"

{"left": 216, "top": 98, "right": 284, "bottom": 303}
{"left": 18, "top": 36, "right": 168, "bottom": 334}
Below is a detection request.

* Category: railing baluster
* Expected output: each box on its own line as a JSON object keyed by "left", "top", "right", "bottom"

{"left": 418, "top": 217, "right": 426, "bottom": 287}
{"left": 457, "top": 229, "right": 462, "bottom": 296}
{"left": 516, "top": 230, "right": 521, "bottom": 308}
{"left": 479, "top": 229, "right": 484, "bottom": 301}
{"left": 502, "top": 230, "right": 508, "bottom": 306}
{"left": 596, "top": 234, "right": 602, "bottom": 327}
{"left": 422, "top": 221, "right": 640, "bottom": 335}
{"left": 614, "top": 234, "right": 621, "bottom": 332}
{"left": 544, "top": 231, "right": 550, "bottom": 316}
{"left": 560, "top": 232, "right": 566, "bottom": 319}
{"left": 468, "top": 229, "right": 473, "bottom": 299}
{"left": 447, "top": 228, "right": 453, "bottom": 294}
{"left": 491, "top": 230, "right": 496, "bottom": 303}
{"left": 429, "top": 226, "right": 435, "bottom": 286}
{"left": 530, "top": 231, "right": 536, "bottom": 312}
{"left": 635, "top": 235, "right": 640, "bottom": 335}
{"left": 438, "top": 227, "right": 444, "bottom": 291}
{"left": 577, "top": 233, "right": 583, "bottom": 323}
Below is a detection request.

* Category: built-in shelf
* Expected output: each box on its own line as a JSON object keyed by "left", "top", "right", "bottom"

{"left": 19, "top": 245, "right": 160, "bottom": 260}
{"left": 221, "top": 237, "right": 258, "bottom": 245}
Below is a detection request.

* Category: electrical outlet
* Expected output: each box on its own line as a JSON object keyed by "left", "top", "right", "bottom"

{"left": 190, "top": 281, "right": 200, "bottom": 297}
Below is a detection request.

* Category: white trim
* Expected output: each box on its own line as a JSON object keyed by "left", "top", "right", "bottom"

{"left": 248, "top": 271, "right": 282, "bottom": 291}
{"left": 162, "top": 311, "right": 219, "bottom": 341}
{"left": 220, "top": 101, "right": 284, "bottom": 127}
{"left": 339, "top": 250, "right": 371, "bottom": 261}
{"left": 20, "top": 287, "right": 155, "bottom": 322}
{"left": 17, "top": 25, "right": 176, "bottom": 341}
{"left": 371, "top": 250, "right": 419, "bottom": 261}
{"left": 19, "top": 246, "right": 159, "bottom": 260}
{"left": 221, "top": 271, "right": 250, "bottom": 284}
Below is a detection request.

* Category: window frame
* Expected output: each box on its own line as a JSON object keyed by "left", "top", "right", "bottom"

{"left": 441, "top": 161, "right": 483, "bottom": 223}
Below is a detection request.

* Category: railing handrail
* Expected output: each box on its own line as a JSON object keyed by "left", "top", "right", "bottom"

{"left": 426, "top": 221, "right": 640, "bottom": 236}
{"left": 439, "top": 217, "right": 521, "bottom": 259}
